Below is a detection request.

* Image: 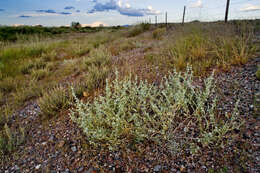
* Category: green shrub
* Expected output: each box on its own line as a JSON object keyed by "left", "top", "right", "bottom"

{"left": 38, "top": 86, "right": 72, "bottom": 119}
{"left": 70, "top": 67, "right": 242, "bottom": 151}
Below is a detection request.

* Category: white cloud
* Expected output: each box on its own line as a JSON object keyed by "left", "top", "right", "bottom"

{"left": 81, "top": 21, "right": 108, "bottom": 27}
{"left": 88, "top": 0, "right": 161, "bottom": 16}
{"left": 125, "top": 3, "right": 131, "bottom": 8}
{"left": 240, "top": 4, "right": 260, "bottom": 12}
{"left": 191, "top": 0, "right": 203, "bottom": 8}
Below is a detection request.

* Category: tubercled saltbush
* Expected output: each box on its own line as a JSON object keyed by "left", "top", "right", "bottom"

{"left": 70, "top": 67, "right": 243, "bottom": 151}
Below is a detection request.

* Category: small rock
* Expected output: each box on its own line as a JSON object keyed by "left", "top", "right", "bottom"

{"left": 153, "top": 165, "right": 162, "bottom": 172}
{"left": 62, "top": 168, "right": 70, "bottom": 173}
{"left": 14, "top": 165, "right": 19, "bottom": 171}
{"left": 71, "top": 146, "right": 77, "bottom": 152}
{"left": 180, "top": 165, "right": 185, "bottom": 172}
{"left": 78, "top": 167, "right": 84, "bottom": 172}
{"left": 35, "top": 164, "right": 41, "bottom": 170}
{"left": 85, "top": 167, "right": 96, "bottom": 173}
{"left": 58, "top": 141, "right": 65, "bottom": 148}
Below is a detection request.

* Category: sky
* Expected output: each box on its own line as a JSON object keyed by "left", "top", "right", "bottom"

{"left": 0, "top": 0, "right": 259, "bottom": 26}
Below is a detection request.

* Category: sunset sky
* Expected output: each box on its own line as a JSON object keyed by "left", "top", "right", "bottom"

{"left": 0, "top": 0, "right": 259, "bottom": 26}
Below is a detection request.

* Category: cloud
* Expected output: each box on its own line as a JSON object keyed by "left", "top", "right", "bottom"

{"left": 64, "top": 6, "right": 75, "bottom": 10}
{"left": 88, "top": 0, "right": 160, "bottom": 17}
{"left": 191, "top": 0, "right": 203, "bottom": 8}
{"left": 240, "top": 4, "right": 260, "bottom": 12}
{"left": 0, "top": 9, "right": 4, "bottom": 12}
{"left": 81, "top": 21, "right": 108, "bottom": 27}
{"left": 59, "top": 12, "right": 72, "bottom": 15}
{"left": 19, "top": 15, "right": 32, "bottom": 18}
{"left": 36, "top": 9, "right": 57, "bottom": 14}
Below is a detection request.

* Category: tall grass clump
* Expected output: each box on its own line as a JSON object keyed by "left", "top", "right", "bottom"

{"left": 0, "top": 124, "right": 25, "bottom": 156}
{"left": 70, "top": 67, "right": 243, "bottom": 151}
{"left": 38, "top": 86, "right": 72, "bottom": 119}
{"left": 83, "top": 46, "right": 112, "bottom": 92}
{"left": 84, "top": 47, "right": 112, "bottom": 69}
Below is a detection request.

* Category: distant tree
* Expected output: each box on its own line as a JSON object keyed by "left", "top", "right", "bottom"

{"left": 71, "top": 22, "right": 81, "bottom": 29}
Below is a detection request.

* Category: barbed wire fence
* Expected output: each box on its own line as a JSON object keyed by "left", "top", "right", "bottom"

{"left": 136, "top": 0, "right": 260, "bottom": 25}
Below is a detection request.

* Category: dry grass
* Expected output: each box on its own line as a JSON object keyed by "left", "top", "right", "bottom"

{"left": 145, "top": 23, "right": 258, "bottom": 75}
{"left": 0, "top": 21, "right": 258, "bottom": 126}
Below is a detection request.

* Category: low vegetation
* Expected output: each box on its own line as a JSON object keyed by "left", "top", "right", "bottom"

{"left": 38, "top": 86, "right": 72, "bottom": 119}
{"left": 70, "top": 68, "right": 243, "bottom": 151}
{"left": 0, "top": 124, "right": 25, "bottom": 157}
{"left": 145, "top": 22, "right": 257, "bottom": 75}
{"left": 0, "top": 20, "right": 259, "bottom": 170}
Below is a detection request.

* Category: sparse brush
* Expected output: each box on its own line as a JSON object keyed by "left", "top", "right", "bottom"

{"left": 38, "top": 86, "right": 72, "bottom": 119}
{"left": 70, "top": 67, "right": 243, "bottom": 151}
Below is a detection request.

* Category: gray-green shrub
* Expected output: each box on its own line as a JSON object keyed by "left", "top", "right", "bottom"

{"left": 70, "top": 67, "right": 243, "bottom": 151}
